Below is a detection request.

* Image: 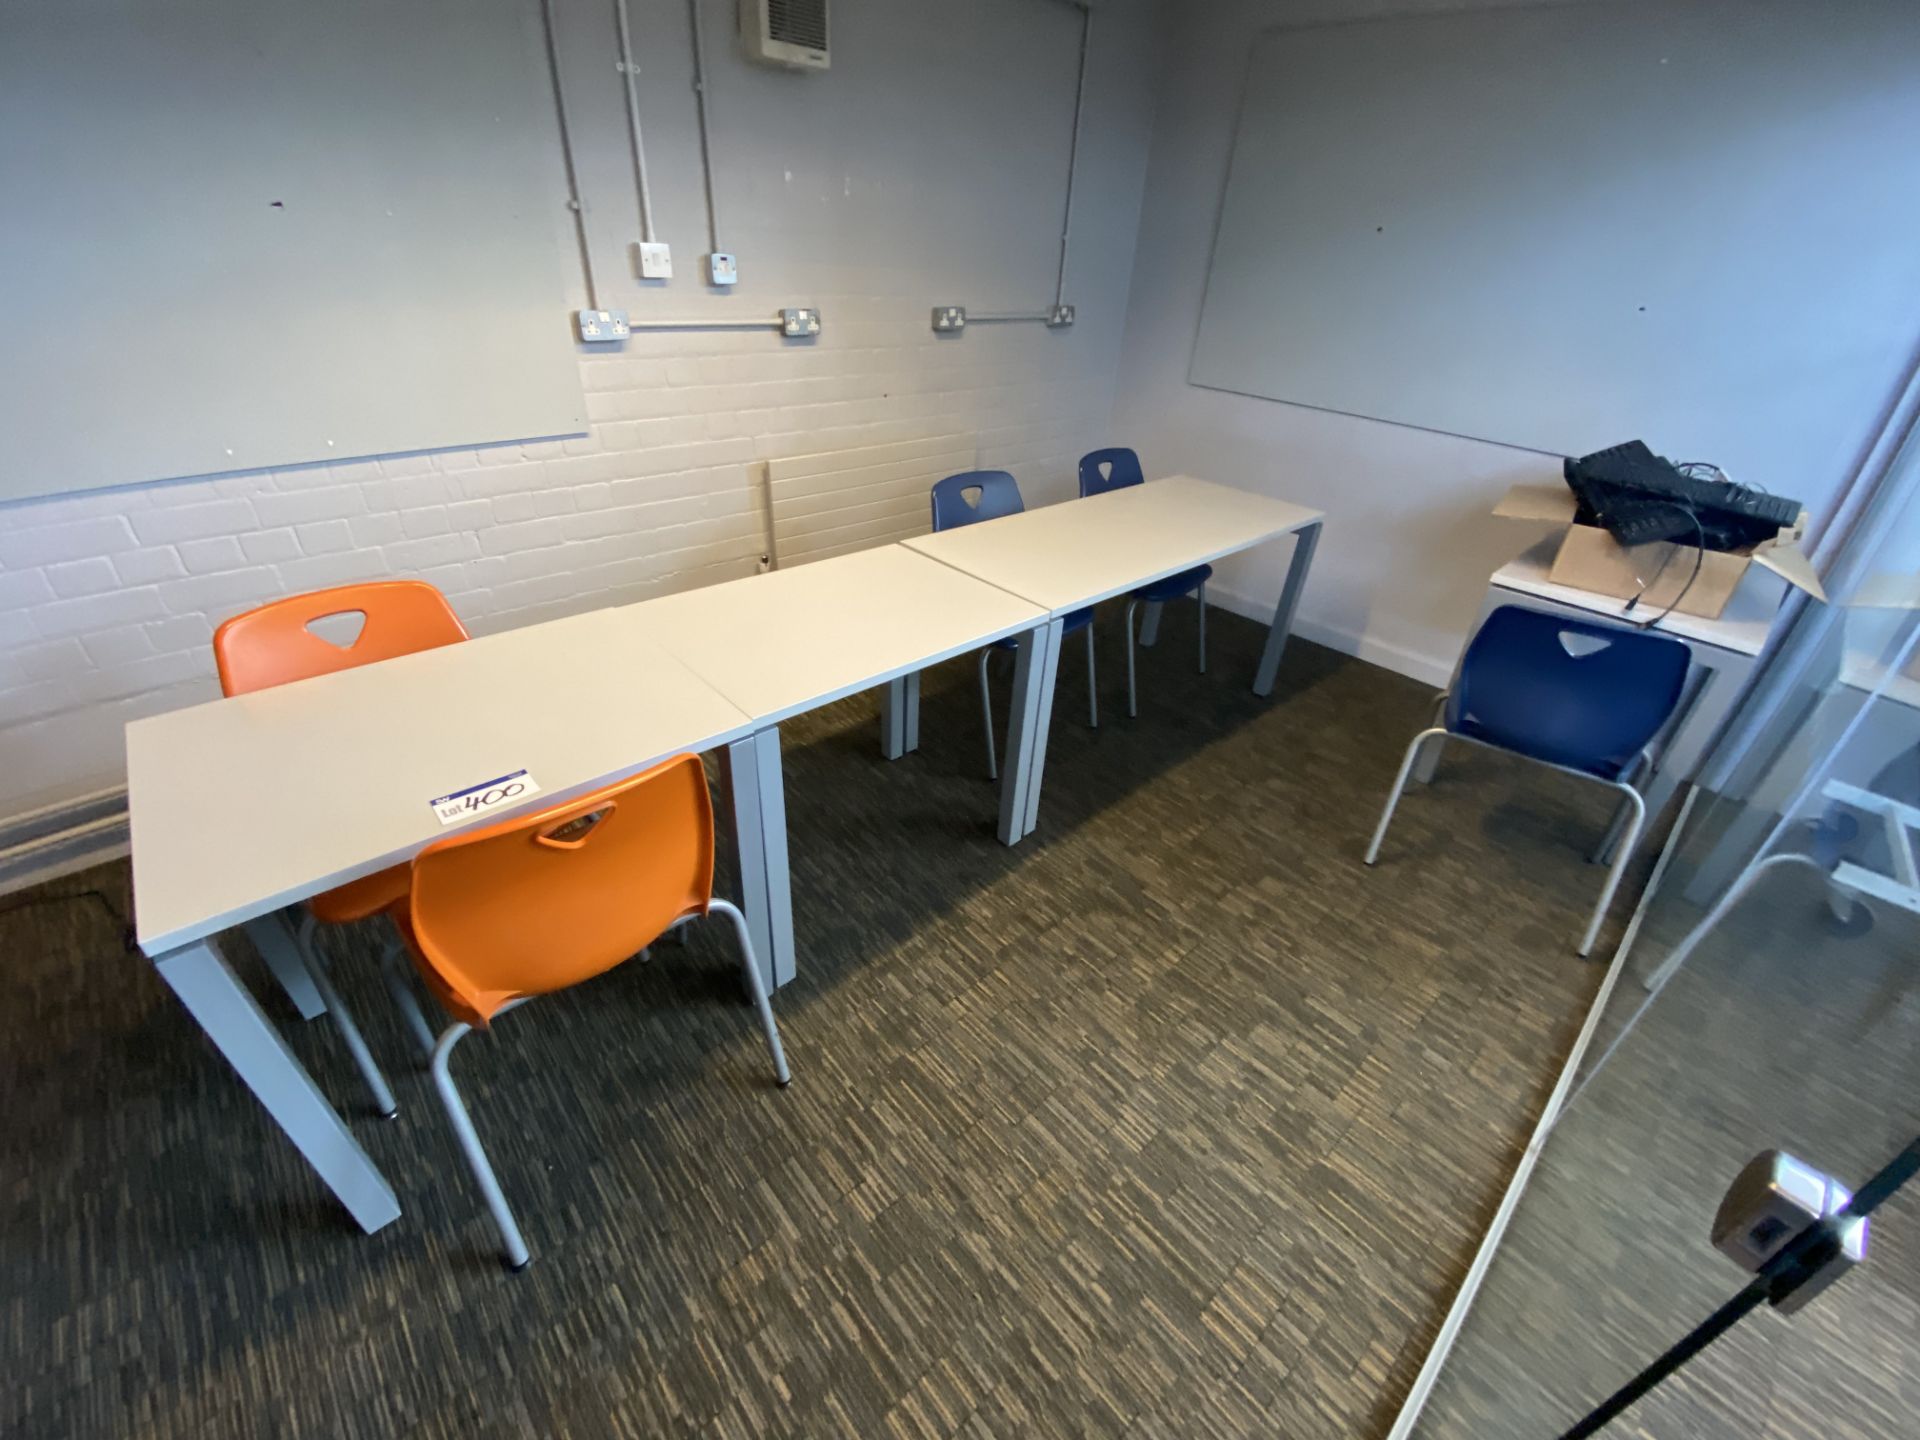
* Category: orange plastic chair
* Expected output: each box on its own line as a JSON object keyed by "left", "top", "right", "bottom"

{"left": 213, "top": 580, "right": 471, "bottom": 1116}
{"left": 400, "top": 753, "right": 790, "bottom": 1270}
{"left": 214, "top": 579, "right": 469, "bottom": 696}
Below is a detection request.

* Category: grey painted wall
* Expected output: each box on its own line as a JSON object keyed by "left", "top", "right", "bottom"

{"left": 1189, "top": 0, "right": 1920, "bottom": 492}
{"left": 0, "top": 0, "right": 1160, "bottom": 820}
{"left": 1116, "top": 0, "right": 1920, "bottom": 685}
{"left": 0, "top": 0, "right": 586, "bottom": 501}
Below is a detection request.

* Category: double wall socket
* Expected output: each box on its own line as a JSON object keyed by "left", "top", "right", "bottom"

{"left": 575, "top": 309, "right": 630, "bottom": 343}
{"left": 638, "top": 242, "right": 673, "bottom": 279}
{"left": 932, "top": 306, "right": 966, "bottom": 332}
{"left": 781, "top": 308, "right": 821, "bottom": 337}
{"left": 1046, "top": 304, "right": 1075, "bottom": 328}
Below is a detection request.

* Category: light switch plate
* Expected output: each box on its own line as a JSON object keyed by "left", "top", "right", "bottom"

{"left": 708, "top": 252, "right": 738, "bottom": 286}
{"left": 638, "top": 241, "right": 673, "bottom": 279}
{"left": 575, "top": 309, "right": 630, "bottom": 343}
{"left": 781, "top": 307, "right": 821, "bottom": 337}
{"left": 932, "top": 305, "right": 966, "bottom": 333}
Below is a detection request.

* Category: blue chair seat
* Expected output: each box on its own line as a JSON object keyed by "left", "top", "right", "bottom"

{"left": 1366, "top": 604, "right": 1692, "bottom": 957}
{"left": 1445, "top": 606, "right": 1690, "bottom": 781}
{"left": 1133, "top": 564, "right": 1212, "bottom": 605}
{"left": 993, "top": 606, "right": 1093, "bottom": 649}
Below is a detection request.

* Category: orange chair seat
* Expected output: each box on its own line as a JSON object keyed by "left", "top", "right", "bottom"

{"left": 307, "top": 865, "right": 411, "bottom": 926}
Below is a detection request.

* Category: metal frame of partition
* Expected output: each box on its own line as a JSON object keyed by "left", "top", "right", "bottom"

{"left": 1383, "top": 362, "right": 1920, "bottom": 1439}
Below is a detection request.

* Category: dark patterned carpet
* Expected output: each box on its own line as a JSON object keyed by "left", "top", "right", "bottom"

{"left": 1417, "top": 798, "right": 1920, "bottom": 1440}
{"left": 4, "top": 607, "right": 1645, "bottom": 1438}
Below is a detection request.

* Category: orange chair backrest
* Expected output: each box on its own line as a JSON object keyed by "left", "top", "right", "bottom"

{"left": 213, "top": 580, "right": 470, "bottom": 696}
{"left": 405, "top": 755, "right": 715, "bottom": 1027}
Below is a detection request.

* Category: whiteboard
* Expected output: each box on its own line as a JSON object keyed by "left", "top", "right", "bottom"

{"left": 1189, "top": 0, "right": 1920, "bottom": 502}
{"left": 0, "top": 0, "right": 585, "bottom": 502}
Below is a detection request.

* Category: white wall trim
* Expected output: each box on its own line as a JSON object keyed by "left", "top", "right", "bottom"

{"left": 1207, "top": 582, "right": 1453, "bottom": 690}
{"left": 0, "top": 787, "right": 130, "bottom": 898}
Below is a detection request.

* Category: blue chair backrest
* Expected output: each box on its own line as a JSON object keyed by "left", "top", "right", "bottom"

{"left": 931, "top": 470, "right": 1025, "bottom": 531}
{"left": 1078, "top": 447, "right": 1144, "bottom": 498}
{"left": 1449, "top": 606, "right": 1690, "bottom": 780}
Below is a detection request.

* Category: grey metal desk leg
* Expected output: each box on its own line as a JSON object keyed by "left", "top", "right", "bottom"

{"left": 1255, "top": 521, "right": 1323, "bottom": 697}
{"left": 1138, "top": 601, "right": 1166, "bottom": 648}
{"left": 242, "top": 909, "right": 327, "bottom": 1020}
{"left": 998, "top": 618, "right": 1063, "bottom": 845}
{"left": 879, "top": 671, "right": 922, "bottom": 760}
{"left": 154, "top": 938, "right": 401, "bottom": 1234}
{"left": 723, "top": 734, "right": 789, "bottom": 991}
{"left": 751, "top": 727, "right": 796, "bottom": 988}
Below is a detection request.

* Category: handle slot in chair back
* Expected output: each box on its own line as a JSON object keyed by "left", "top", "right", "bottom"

{"left": 1077, "top": 446, "right": 1145, "bottom": 497}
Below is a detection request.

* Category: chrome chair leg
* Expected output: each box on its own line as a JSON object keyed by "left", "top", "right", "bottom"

{"left": 709, "top": 898, "right": 791, "bottom": 1085}
{"left": 1412, "top": 692, "right": 1450, "bottom": 784}
{"left": 380, "top": 936, "right": 438, "bottom": 1065}
{"left": 1580, "top": 781, "right": 1647, "bottom": 957}
{"left": 429, "top": 1004, "right": 533, "bottom": 1271}
{"left": 296, "top": 912, "right": 398, "bottom": 1118}
{"left": 1366, "top": 727, "right": 1448, "bottom": 865}
{"left": 977, "top": 648, "right": 998, "bottom": 781}
{"left": 1591, "top": 749, "right": 1655, "bottom": 866}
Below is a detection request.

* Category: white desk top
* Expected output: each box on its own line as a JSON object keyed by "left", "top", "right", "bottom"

{"left": 633, "top": 544, "right": 1046, "bottom": 725}
{"left": 127, "top": 605, "right": 753, "bottom": 954}
{"left": 1491, "top": 537, "right": 1777, "bottom": 658}
{"left": 901, "top": 475, "right": 1323, "bottom": 617}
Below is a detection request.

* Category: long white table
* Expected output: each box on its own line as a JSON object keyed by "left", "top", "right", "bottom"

{"left": 126, "top": 478, "right": 1324, "bottom": 1238}
{"left": 127, "top": 605, "right": 759, "bottom": 1234}
{"left": 629, "top": 545, "right": 1051, "bottom": 985}
{"left": 901, "top": 475, "right": 1325, "bottom": 841}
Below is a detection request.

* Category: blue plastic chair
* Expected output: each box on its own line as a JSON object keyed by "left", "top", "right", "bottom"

{"left": 1078, "top": 448, "right": 1211, "bottom": 717}
{"left": 1364, "top": 605, "right": 1691, "bottom": 955}
{"left": 931, "top": 470, "right": 1097, "bottom": 780}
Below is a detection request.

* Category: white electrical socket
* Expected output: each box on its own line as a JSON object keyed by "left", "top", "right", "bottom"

{"left": 638, "top": 242, "right": 673, "bottom": 279}
{"left": 708, "top": 252, "right": 739, "bottom": 286}
{"left": 575, "top": 309, "right": 630, "bottom": 343}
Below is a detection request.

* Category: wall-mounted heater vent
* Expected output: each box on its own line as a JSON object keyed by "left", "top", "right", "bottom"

{"left": 740, "top": 0, "right": 829, "bottom": 70}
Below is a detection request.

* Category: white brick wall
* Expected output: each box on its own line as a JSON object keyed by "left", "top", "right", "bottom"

{"left": 0, "top": 0, "right": 1161, "bottom": 820}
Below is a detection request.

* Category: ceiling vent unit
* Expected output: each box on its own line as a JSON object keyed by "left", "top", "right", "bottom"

{"left": 740, "top": 0, "right": 829, "bottom": 71}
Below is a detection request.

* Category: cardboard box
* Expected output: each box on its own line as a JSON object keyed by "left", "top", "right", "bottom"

{"left": 1493, "top": 483, "right": 1826, "bottom": 620}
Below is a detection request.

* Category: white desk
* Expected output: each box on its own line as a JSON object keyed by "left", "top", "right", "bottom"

{"left": 1485, "top": 538, "right": 1777, "bottom": 656}
{"left": 902, "top": 475, "right": 1325, "bottom": 841}
{"left": 631, "top": 546, "right": 1051, "bottom": 982}
{"left": 127, "top": 604, "right": 756, "bottom": 1235}
{"left": 1453, "top": 538, "right": 1777, "bottom": 835}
